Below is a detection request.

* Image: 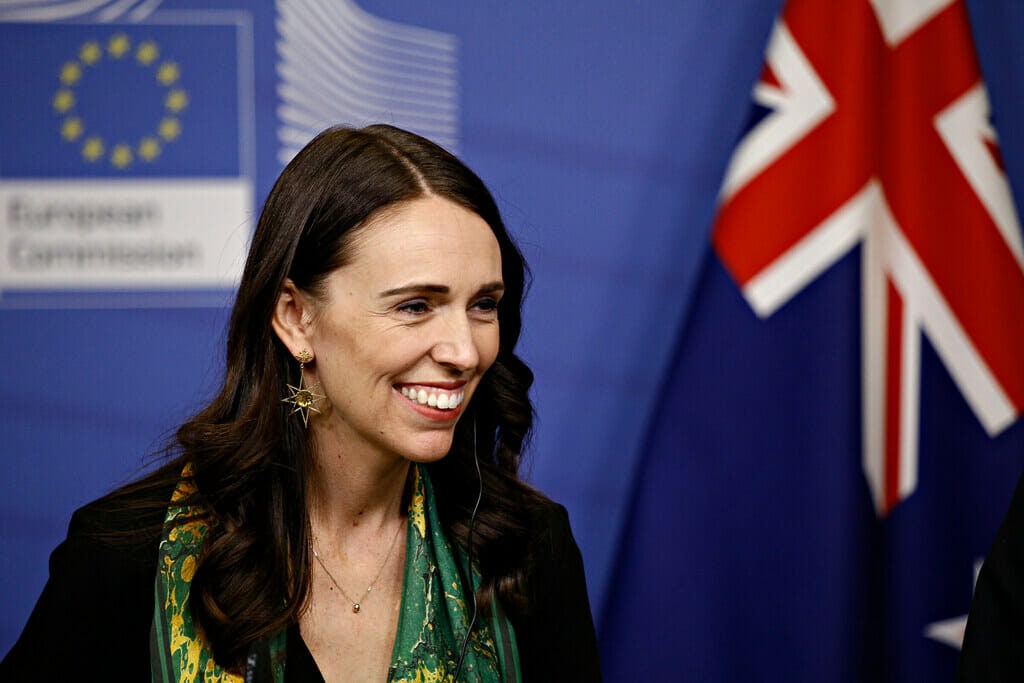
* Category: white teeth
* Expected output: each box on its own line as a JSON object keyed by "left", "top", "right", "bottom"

{"left": 400, "top": 386, "right": 464, "bottom": 410}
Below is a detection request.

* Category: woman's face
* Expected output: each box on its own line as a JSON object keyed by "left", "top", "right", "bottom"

{"left": 301, "top": 195, "right": 503, "bottom": 465}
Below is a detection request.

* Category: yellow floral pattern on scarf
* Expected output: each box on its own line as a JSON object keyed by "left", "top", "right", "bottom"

{"left": 388, "top": 467, "right": 518, "bottom": 683}
{"left": 156, "top": 470, "right": 250, "bottom": 682}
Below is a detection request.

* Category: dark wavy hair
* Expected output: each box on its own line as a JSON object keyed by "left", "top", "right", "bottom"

{"left": 102, "top": 125, "right": 547, "bottom": 670}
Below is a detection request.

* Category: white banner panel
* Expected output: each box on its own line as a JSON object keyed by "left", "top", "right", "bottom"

{"left": 0, "top": 179, "right": 251, "bottom": 292}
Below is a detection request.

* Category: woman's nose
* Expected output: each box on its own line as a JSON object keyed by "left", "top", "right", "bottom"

{"left": 430, "top": 312, "right": 480, "bottom": 371}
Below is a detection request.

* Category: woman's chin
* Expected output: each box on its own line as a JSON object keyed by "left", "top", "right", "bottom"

{"left": 398, "top": 433, "right": 458, "bottom": 464}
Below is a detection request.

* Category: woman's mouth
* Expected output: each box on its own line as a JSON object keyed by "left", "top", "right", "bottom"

{"left": 398, "top": 385, "right": 465, "bottom": 411}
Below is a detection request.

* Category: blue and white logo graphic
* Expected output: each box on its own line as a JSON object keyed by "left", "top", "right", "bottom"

{"left": 0, "top": 1, "right": 164, "bottom": 23}
{"left": 0, "top": 12, "right": 254, "bottom": 306}
{"left": 0, "top": 0, "right": 458, "bottom": 307}
{"left": 275, "top": 0, "right": 459, "bottom": 162}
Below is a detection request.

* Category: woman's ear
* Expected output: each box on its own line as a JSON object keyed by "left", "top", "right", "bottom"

{"left": 271, "top": 279, "right": 314, "bottom": 358}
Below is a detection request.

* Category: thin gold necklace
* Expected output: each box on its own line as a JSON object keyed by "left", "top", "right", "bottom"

{"left": 311, "top": 520, "right": 404, "bottom": 614}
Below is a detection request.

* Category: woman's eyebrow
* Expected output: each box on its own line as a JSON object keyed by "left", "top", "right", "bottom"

{"left": 379, "top": 283, "right": 450, "bottom": 297}
{"left": 477, "top": 281, "right": 505, "bottom": 295}
{"left": 379, "top": 281, "right": 504, "bottom": 297}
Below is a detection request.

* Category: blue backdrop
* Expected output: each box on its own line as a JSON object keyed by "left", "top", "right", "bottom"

{"left": 2, "top": 2, "right": 1023, "bottom": 681}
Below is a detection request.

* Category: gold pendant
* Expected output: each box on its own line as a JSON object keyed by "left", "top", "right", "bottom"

{"left": 282, "top": 352, "right": 325, "bottom": 427}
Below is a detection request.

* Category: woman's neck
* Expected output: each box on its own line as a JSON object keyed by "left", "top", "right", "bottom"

{"left": 306, "top": 441, "right": 411, "bottom": 544}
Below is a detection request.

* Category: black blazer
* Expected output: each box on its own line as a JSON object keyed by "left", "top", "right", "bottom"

{"left": 1, "top": 493, "right": 601, "bottom": 682}
{"left": 959, "top": 472, "right": 1024, "bottom": 681}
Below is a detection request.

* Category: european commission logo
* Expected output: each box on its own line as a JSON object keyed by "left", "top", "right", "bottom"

{"left": 2, "top": 22, "right": 244, "bottom": 178}
{"left": 0, "top": 1, "right": 461, "bottom": 307}
{"left": 0, "top": 20, "right": 254, "bottom": 306}
{"left": 53, "top": 33, "right": 189, "bottom": 170}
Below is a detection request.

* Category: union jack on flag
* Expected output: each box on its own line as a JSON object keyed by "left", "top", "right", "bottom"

{"left": 711, "top": 0, "right": 1024, "bottom": 516}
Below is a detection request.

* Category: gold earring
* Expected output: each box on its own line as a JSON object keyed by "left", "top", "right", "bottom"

{"left": 282, "top": 349, "right": 325, "bottom": 427}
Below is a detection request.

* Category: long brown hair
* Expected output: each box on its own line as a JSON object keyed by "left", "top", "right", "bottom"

{"left": 101, "top": 125, "right": 546, "bottom": 670}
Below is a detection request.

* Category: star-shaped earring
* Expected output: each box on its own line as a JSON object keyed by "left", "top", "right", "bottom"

{"left": 282, "top": 349, "right": 325, "bottom": 427}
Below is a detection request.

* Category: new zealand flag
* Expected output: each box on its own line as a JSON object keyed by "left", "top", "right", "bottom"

{"left": 601, "top": 0, "right": 1024, "bottom": 680}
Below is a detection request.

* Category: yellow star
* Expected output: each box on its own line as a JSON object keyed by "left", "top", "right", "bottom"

{"left": 136, "top": 41, "right": 159, "bottom": 66}
{"left": 110, "top": 143, "right": 133, "bottom": 169}
{"left": 158, "top": 117, "right": 181, "bottom": 141}
{"left": 59, "top": 62, "right": 82, "bottom": 86}
{"left": 82, "top": 137, "right": 104, "bottom": 162}
{"left": 61, "top": 117, "right": 84, "bottom": 141}
{"left": 138, "top": 137, "right": 161, "bottom": 161}
{"left": 108, "top": 33, "right": 130, "bottom": 59}
{"left": 164, "top": 89, "right": 189, "bottom": 113}
{"left": 156, "top": 61, "right": 180, "bottom": 86}
{"left": 53, "top": 89, "right": 75, "bottom": 113}
{"left": 80, "top": 42, "right": 101, "bottom": 65}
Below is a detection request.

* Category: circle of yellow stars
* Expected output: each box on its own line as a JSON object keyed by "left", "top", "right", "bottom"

{"left": 53, "top": 33, "right": 189, "bottom": 169}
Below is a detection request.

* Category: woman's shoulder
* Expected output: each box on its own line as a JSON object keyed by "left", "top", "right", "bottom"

{"left": 521, "top": 495, "right": 584, "bottom": 581}
{"left": 67, "top": 474, "right": 177, "bottom": 555}
{"left": 532, "top": 497, "right": 572, "bottom": 527}
{"left": 522, "top": 497, "right": 571, "bottom": 546}
{"left": 0, "top": 473, "right": 176, "bottom": 679}
{"left": 512, "top": 494, "right": 603, "bottom": 681}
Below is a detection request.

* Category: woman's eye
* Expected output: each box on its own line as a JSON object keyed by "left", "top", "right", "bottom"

{"left": 473, "top": 297, "right": 499, "bottom": 313}
{"left": 397, "top": 300, "right": 430, "bottom": 314}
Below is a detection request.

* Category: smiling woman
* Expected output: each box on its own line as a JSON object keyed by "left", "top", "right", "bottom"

{"left": 0, "top": 125, "right": 601, "bottom": 682}
{"left": 272, "top": 196, "right": 504, "bottom": 471}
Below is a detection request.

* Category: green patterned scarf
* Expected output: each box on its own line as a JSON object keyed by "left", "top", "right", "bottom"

{"left": 150, "top": 464, "right": 520, "bottom": 682}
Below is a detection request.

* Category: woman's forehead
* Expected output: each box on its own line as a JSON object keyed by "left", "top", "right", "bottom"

{"left": 349, "top": 197, "right": 498, "bottom": 260}
{"left": 333, "top": 196, "right": 502, "bottom": 286}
